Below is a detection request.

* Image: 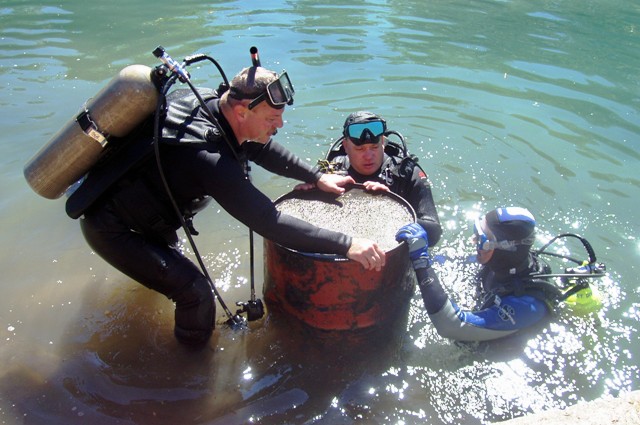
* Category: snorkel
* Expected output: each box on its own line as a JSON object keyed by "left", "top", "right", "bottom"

{"left": 250, "top": 45, "right": 260, "bottom": 67}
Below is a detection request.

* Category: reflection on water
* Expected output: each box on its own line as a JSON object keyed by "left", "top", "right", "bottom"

{"left": 405, "top": 227, "right": 632, "bottom": 424}
{"left": 2, "top": 0, "right": 639, "bottom": 424}
{"left": 3, "top": 282, "right": 411, "bottom": 424}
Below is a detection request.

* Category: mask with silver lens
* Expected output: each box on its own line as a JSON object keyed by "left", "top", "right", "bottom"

{"left": 248, "top": 71, "right": 295, "bottom": 110}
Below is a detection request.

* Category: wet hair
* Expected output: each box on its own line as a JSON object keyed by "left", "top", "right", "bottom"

{"left": 483, "top": 207, "right": 536, "bottom": 278}
{"left": 227, "top": 67, "right": 278, "bottom": 104}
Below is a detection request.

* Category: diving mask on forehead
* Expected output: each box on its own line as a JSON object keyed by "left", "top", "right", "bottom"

{"left": 247, "top": 71, "right": 295, "bottom": 110}
{"left": 345, "top": 120, "right": 386, "bottom": 145}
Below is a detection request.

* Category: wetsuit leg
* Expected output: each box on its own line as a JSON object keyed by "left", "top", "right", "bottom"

{"left": 171, "top": 276, "right": 216, "bottom": 345}
{"left": 80, "top": 200, "right": 215, "bottom": 345}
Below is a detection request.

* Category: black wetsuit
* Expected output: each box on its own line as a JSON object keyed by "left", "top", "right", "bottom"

{"left": 78, "top": 89, "right": 351, "bottom": 345}
{"left": 328, "top": 153, "right": 442, "bottom": 246}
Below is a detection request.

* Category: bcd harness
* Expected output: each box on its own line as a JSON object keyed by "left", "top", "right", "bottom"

{"left": 319, "top": 135, "right": 423, "bottom": 192}
{"left": 479, "top": 277, "right": 564, "bottom": 313}
{"left": 477, "top": 252, "right": 602, "bottom": 312}
{"left": 66, "top": 88, "right": 232, "bottom": 239}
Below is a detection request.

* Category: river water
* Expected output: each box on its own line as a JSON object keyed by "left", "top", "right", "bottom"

{"left": 1, "top": 1, "right": 638, "bottom": 424}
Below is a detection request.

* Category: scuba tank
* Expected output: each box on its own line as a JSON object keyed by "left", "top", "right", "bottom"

{"left": 23, "top": 64, "right": 161, "bottom": 199}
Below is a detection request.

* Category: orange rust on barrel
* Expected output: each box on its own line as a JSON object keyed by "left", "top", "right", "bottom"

{"left": 264, "top": 185, "right": 417, "bottom": 331}
{"left": 264, "top": 241, "right": 415, "bottom": 330}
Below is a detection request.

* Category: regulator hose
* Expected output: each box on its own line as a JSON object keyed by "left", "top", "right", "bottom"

{"left": 151, "top": 47, "right": 246, "bottom": 328}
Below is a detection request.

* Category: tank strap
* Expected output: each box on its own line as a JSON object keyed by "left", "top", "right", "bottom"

{"left": 380, "top": 152, "right": 419, "bottom": 188}
{"left": 76, "top": 108, "right": 109, "bottom": 147}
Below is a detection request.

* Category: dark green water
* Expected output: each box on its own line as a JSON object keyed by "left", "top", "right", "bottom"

{"left": 1, "top": 1, "right": 638, "bottom": 424}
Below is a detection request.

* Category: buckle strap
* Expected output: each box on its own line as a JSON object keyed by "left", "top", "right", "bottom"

{"left": 76, "top": 108, "right": 109, "bottom": 147}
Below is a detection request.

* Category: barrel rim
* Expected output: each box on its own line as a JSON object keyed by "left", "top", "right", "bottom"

{"left": 271, "top": 183, "right": 416, "bottom": 261}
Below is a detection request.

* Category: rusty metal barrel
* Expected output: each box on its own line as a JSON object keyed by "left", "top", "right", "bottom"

{"left": 263, "top": 184, "right": 417, "bottom": 331}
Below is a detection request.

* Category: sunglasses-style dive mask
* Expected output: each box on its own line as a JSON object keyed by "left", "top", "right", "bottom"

{"left": 345, "top": 119, "right": 387, "bottom": 145}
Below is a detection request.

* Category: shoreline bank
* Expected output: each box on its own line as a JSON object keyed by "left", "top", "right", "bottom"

{"left": 498, "top": 390, "right": 640, "bottom": 424}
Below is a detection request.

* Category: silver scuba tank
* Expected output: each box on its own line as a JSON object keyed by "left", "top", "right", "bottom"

{"left": 23, "top": 64, "right": 160, "bottom": 199}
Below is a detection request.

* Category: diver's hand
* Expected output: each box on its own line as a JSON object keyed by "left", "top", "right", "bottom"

{"left": 395, "top": 223, "right": 431, "bottom": 269}
{"left": 316, "top": 173, "right": 355, "bottom": 195}
{"left": 362, "top": 181, "right": 390, "bottom": 192}
{"left": 347, "top": 237, "right": 386, "bottom": 271}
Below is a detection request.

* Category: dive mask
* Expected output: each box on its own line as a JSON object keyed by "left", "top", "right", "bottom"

{"left": 345, "top": 119, "right": 386, "bottom": 145}
{"left": 247, "top": 71, "right": 295, "bottom": 110}
{"left": 473, "top": 216, "right": 535, "bottom": 252}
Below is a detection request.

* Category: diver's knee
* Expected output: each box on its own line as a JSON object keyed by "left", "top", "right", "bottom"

{"left": 171, "top": 277, "right": 216, "bottom": 346}
{"left": 174, "top": 326, "right": 212, "bottom": 347}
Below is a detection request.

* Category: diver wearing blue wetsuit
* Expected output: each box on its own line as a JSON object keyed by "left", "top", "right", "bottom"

{"left": 396, "top": 207, "right": 555, "bottom": 342}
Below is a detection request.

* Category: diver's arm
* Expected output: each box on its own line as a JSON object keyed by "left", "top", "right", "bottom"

{"left": 398, "top": 223, "right": 548, "bottom": 342}
{"left": 415, "top": 267, "right": 548, "bottom": 342}
{"left": 245, "top": 140, "right": 322, "bottom": 183}
{"left": 407, "top": 167, "right": 442, "bottom": 247}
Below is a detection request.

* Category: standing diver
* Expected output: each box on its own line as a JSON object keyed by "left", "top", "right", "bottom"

{"left": 396, "top": 207, "right": 605, "bottom": 341}
{"left": 72, "top": 56, "right": 386, "bottom": 346}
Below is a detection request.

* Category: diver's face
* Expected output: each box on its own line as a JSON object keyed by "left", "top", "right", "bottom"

{"left": 241, "top": 102, "right": 285, "bottom": 144}
{"left": 343, "top": 138, "right": 385, "bottom": 175}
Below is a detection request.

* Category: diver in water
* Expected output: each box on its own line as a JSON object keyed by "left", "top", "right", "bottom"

{"left": 396, "top": 207, "right": 603, "bottom": 341}
{"left": 296, "top": 111, "right": 442, "bottom": 246}
{"left": 74, "top": 65, "right": 386, "bottom": 346}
